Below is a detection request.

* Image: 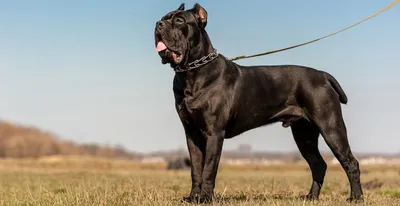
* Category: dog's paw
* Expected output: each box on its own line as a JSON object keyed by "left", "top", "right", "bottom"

{"left": 181, "top": 192, "right": 200, "bottom": 203}
{"left": 298, "top": 193, "right": 319, "bottom": 201}
{"left": 346, "top": 195, "right": 364, "bottom": 204}
{"left": 181, "top": 196, "right": 194, "bottom": 203}
{"left": 198, "top": 191, "right": 215, "bottom": 203}
{"left": 181, "top": 195, "right": 214, "bottom": 204}
{"left": 181, "top": 187, "right": 203, "bottom": 203}
{"left": 181, "top": 195, "right": 200, "bottom": 204}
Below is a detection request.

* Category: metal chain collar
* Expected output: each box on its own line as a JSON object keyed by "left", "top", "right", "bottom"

{"left": 174, "top": 49, "right": 219, "bottom": 72}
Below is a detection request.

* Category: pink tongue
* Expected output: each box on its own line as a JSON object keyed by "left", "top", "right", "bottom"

{"left": 156, "top": 41, "right": 167, "bottom": 52}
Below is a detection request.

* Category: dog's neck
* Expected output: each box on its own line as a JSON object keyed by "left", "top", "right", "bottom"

{"left": 174, "top": 31, "right": 218, "bottom": 73}
{"left": 174, "top": 53, "right": 226, "bottom": 96}
{"left": 189, "top": 31, "right": 214, "bottom": 61}
{"left": 174, "top": 54, "right": 225, "bottom": 101}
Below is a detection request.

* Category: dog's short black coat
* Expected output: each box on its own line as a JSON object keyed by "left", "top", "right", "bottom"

{"left": 155, "top": 3, "right": 364, "bottom": 203}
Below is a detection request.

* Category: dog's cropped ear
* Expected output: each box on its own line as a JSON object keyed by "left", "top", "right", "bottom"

{"left": 192, "top": 3, "right": 207, "bottom": 28}
{"left": 177, "top": 3, "right": 185, "bottom": 11}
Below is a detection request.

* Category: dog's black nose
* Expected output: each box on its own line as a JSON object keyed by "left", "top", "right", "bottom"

{"left": 156, "top": 20, "right": 165, "bottom": 29}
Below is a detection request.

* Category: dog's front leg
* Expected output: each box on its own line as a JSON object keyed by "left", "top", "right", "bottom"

{"left": 182, "top": 124, "right": 206, "bottom": 202}
{"left": 200, "top": 131, "right": 225, "bottom": 202}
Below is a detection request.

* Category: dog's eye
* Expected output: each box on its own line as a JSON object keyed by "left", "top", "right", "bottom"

{"left": 174, "top": 17, "right": 184, "bottom": 24}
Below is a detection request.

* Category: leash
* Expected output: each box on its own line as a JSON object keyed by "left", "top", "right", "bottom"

{"left": 229, "top": 0, "right": 400, "bottom": 61}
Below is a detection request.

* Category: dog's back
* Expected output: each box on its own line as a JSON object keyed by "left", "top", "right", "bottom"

{"left": 225, "top": 62, "right": 347, "bottom": 137}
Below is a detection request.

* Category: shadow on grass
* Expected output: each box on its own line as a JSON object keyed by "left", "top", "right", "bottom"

{"left": 174, "top": 193, "right": 305, "bottom": 204}
{"left": 217, "top": 193, "right": 300, "bottom": 202}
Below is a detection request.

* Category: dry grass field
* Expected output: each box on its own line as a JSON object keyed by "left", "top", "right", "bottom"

{"left": 0, "top": 156, "right": 399, "bottom": 206}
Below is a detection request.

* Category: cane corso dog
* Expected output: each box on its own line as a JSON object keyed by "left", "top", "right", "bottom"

{"left": 154, "top": 3, "right": 363, "bottom": 203}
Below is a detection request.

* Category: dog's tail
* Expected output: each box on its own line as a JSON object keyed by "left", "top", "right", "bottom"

{"left": 324, "top": 72, "right": 348, "bottom": 104}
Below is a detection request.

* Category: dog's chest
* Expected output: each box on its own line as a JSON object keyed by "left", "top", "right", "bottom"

{"left": 173, "top": 73, "right": 215, "bottom": 129}
{"left": 176, "top": 93, "right": 211, "bottom": 132}
{"left": 176, "top": 99, "right": 190, "bottom": 123}
{"left": 176, "top": 96, "right": 204, "bottom": 125}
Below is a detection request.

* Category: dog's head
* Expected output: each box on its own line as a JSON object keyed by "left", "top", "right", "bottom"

{"left": 154, "top": 3, "right": 209, "bottom": 69}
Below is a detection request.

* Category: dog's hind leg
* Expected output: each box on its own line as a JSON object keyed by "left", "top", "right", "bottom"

{"left": 291, "top": 119, "right": 326, "bottom": 200}
{"left": 310, "top": 95, "right": 364, "bottom": 202}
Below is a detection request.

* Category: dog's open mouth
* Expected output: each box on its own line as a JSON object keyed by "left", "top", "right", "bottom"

{"left": 155, "top": 37, "right": 183, "bottom": 64}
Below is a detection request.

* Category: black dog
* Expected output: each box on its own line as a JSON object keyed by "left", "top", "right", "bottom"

{"left": 154, "top": 3, "right": 363, "bottom": 203}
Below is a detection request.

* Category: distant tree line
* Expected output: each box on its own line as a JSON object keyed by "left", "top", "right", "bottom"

{"left": 0, "top": 121, "right": 141, "bottom": 159}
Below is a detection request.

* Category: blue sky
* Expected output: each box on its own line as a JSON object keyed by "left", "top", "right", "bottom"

{"left": 0, "top": 0, "right": 399, "bottom": 154}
